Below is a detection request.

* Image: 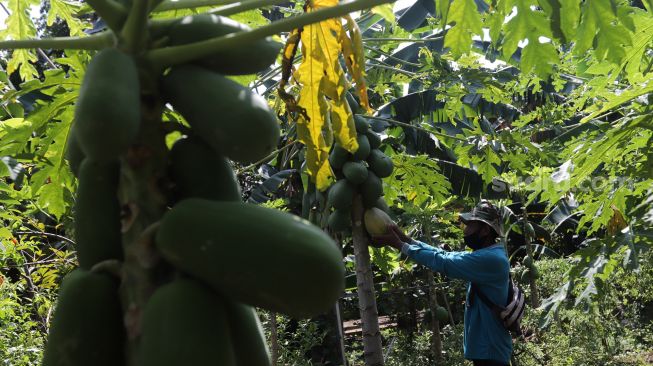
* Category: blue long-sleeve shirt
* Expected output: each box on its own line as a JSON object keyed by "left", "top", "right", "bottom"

{"left": 401, "top": 239, "right": 512, "bottom": 364}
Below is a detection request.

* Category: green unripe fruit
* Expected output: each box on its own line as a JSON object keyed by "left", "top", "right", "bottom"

{"left": 521, "top": 269, "right": 530, "bottom": 283}
{"left": 354, "top": 115, "right": 370, "bottom": 133}
{"left": 367, "top": 149, "right": 394, "bottom": 178}
{"left": 75, "top": 48, "right": 140, "bottom": 162}
{"left": 342, "top": 161, "right": 368, "bottom": 185}
{"left": 366, "top": 131, "right": 381, "bottom": 149}
{"left": 327, "top": 179, "right": 355, "bottom": 210}
{"left": 329, "top": 144, "right": 349, "bottom": 170}
{"left": 523, "top": 255, "right": 534, "bottom": 269}
{"left": 168, "top": 14, "right": 281, "bottom": 75}
{"left": 162, "top": 65, "right": 280, "bottom": 163}
{"left": 75, "top": 159, "right": 123, "bottom": 269}
{"left": 155, "top": 199, "right": 345, "bottom": 318}
{"left": 328, "top": 209, "right": 351, "bottom": 232}
{"left": 138, "top": 279, "right": 236, "bottom": 366}
{"left": 169, "top": 136, "right": 241, "bottom": 202}
{"left": 361, "top": 171, "right": 383, "bottom": 207}
{"left": 374, "top": 197, "right": 390, "bottom": 213}
{"left": 353, "top": 134, "right": 371, "bottom": 160}
{"left": 436, "top": 306, "right": 448, "bottom": 322}
{"left": 43, "top": 270, "right": 124, "bottom": 366}
{"left": 346, "top": 92, "right": 362, "bottom": 114}
{"left": 226, "top": 301, "right": 271, "bottom": 366}
{"left": 65, "top": 128, "right": 84, "bottom": 177}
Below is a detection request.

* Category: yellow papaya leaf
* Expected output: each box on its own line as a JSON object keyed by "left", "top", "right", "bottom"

{"left": 284, "top": 0, "right": 370, "bottom": 190}
{"left": 331, "top": 74, "right": 358, "bottom": 152}
{"left": 343, "top": 15, "right": 371, "bottom": 113}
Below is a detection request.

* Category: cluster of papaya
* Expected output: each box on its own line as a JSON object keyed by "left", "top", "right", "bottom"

{"left": 520, "top": 255, "right": 538, "bottom": 283}
{"left": 326, "top": 98, "right": 394, "bottom": 245}
{"left": 48, "top": 8, "right": 345, "bottom": 366}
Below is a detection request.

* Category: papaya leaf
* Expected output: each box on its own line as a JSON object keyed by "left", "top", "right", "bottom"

{"left": 443, "top": 0, "right": 483, "bottom": 57}
{"left": 48, "top": 0, "right": 90, "bottom": 37}
{"left": 574, "top": 0, "right": 633, "bottom": 64}
{"left": 2, "top": 0, "right": 40, "bottom": 81}
{"left": 292, "top": 0, "right": 365, "bottom": 191}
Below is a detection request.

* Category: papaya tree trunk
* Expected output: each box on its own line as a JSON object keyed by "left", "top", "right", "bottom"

{"left": 425, "top": 272, "right": 443, "bottom": 363}
{"left": 522, "top": 212, "right": 540, "bottom": 308}
{"left": 118, "top": 94, "right": 170, "bottom": 366}
{"left": 351, "top": 195, "right": 384, "bottom": 366}
{"left": 270, "top": 311, "right": 279, "bottom": 366}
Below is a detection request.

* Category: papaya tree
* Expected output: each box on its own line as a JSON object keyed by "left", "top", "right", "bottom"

{"left": 0, "top": 0, "right": 395, "bottom": 364}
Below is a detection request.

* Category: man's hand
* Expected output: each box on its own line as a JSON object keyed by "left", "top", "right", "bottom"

{"left": 391, "top": 225, "right": 411, "bottom": 242}
{"left": 371, "top": 224, "right": 407, "bottom": 250}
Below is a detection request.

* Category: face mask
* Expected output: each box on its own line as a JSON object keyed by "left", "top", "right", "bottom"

{"left": 464, "top": 232, "right": 484, "bottom": 250}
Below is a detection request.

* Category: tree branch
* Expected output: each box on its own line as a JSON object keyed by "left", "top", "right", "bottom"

{"left": 121, "top": 0, "right": 150, "bottom": 52}
{"left": 145, "top": 0, "right": 394, "bottom": 71}
{"left": 236, "top": 142, "right": 299, "bottom": 174}
{"left": 364, "top": 115, "right": 467, "bottom": 141}
{"left": 0, "top": 32, "right": 115, "bottom": 50}
{"left": 14, "top": 231, "right": 76, "bottom": 246}
{"left": 153, "top": 0, "right": 236, "bottom": 12}
{"left": 85, "top": 0, "right": 129, "bottom": 32}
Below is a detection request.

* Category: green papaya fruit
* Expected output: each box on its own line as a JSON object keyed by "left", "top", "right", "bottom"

{"left": 520, "top": 269, "right": 530, "bottom": 283}
{"left": 342, "top": 161, "right": 368, "bottom": 185}
{"left": 354, "top": 115, "right": 370, "bottom": 134}
{"left": 436, "top": 306, "right": 448, "bottom": 322}
{"left": 75, "top": 159, "right": 123, "bottom": 269}
{"left": 366, "top": 131, "right": 381, "bottom": 149}
{"left": 65, "top": 128, "right": 84, "bottom": 177}
{"left": 352, "top": 134, "right": 371, "bottom": 160}
{"left": 328, "top": 209, "right": 351, "bottom": 232}
{"left": 74, "top": 48, "right": 140, "bottom": 162}
{"left": 346, "top": 92, "right": 362, "bottom": 114}
{"left": 329, "top": 144, "right": 349, "bottom": 170}
{"left": 523, "top": 255, "right": 534, "bottom": 269}
{"left": 138, "top": 279, "right": 236, "bottom": 366}
{"left": 155, "top": 199, "right": 345, "bottom": 318}
{"left": 162, "top": 65, "right": 280, "bottom": 163}
{"left": 169, "top": 136, "right": 241, "bottom": 202}
{"left": 43, "top": 270, "right": 124, "bottom": 366}
{"left": 364, "top": 207, "right": 394, "bottom": 236}
{"left": 374, "top": 197, "right": 390, "bottom": 213}
{"left": 167, "top": 14, "right": 281, "bottom": 75}
{"left": 326, "top": 179, "right": 355, "bottom": 209}
{"left": 226, "top": 301, "right": 272, "bottom": 366}
{"left": 367, "top": 149, "right": 394, "bottom": 178}
{"left": 361, "top": 171, "right": 383, "bottom": 207}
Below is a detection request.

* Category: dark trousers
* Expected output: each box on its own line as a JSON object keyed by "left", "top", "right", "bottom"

{"left": 472, "top": 360, "right": 509, "bottom": 366}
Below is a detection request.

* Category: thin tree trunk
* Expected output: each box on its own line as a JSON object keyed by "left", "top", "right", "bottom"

{"left": 426, "top": 272, "right": 443, "bottom": 364}
{"left": 351, "top": 195, "right": 384, "bottom": 366}
{"left": 522, "top": 210, "right": 540, "bottom": 308}
{"left": 270, "top": 312, "right": 279, "bottom": 366}
{"left": 335, "top": 301, "right": 348, "bottom": 366}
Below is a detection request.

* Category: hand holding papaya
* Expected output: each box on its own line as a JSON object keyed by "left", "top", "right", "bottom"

{"left": 371, "top": 224, "right": 407, "bottom": 250}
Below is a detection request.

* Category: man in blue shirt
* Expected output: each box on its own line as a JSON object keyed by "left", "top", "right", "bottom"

{"left": 372, "top": 200, "right": 513, "bottom": 366}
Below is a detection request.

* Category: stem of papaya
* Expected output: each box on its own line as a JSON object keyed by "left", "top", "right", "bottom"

{"left": 85, "top": 0, "right": 129, "bottom": 32}
{"left": 121, "top": 0, "right": 150, "bottom": 53}
{"left": 210, "top": 0, "right": 288, "bottom": 17}
{"left": 153, "top": 0, "right": 237, "bottom": 12}
{"left": 145, "top": 0, "right": 394, "bottom": 71}
{"left": 0, "top": 32, "right": 115, "bottom": 51}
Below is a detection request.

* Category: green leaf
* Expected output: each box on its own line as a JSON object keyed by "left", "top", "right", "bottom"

{"left": 558, "top": 0, "right": 580, "bottom": 43}
{"left": 521, "top": 41, "right": 558, "bottom": 78}
{"left": 574, "top": 0, "right": 633, "bottom": 64}
{"left": 444, "top": 0, "right": 483, "bottom": 57}
{"left": 2, "top": 0, "right": 40, "bottom": 81}
{"left": 48, "top": 0, "right": 90, "bottom": 36}
{"left": 371, "top": 3, "right": 395, "bottom": 24}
